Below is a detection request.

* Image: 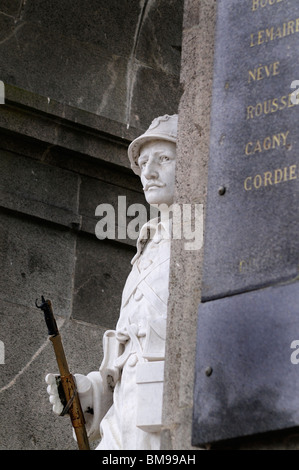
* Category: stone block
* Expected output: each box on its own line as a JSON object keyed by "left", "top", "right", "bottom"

{"left": 129, "top": 65, "right": 182, "bottom": 129}
{"left": 0, "top": 1, "right": 183, "bottom": 127}
{"left": 72, "top": 234, "right": 135, "bottom": 328}
{"left": 0, "top": 0, "right": 21, "bottom": 17}
{"left": 79, "top": 174, "right": 148, "bottom": 244}
{"left": 161, "top": 0, "right": 217, "bottom": 451}
{"left": 0, "top": 20, "right": 129, "bottom": 122}
{"left": 22, "top": 0, "right": 141, "bottom": 58}
{"left": 0, "top": 12, "right": 15, "bottom": 42}
{"left": 0, "top": 149, "right": 81, "bottom": 228}
{"left": 135, "top": 0, "right": 183, "bottom": 77}
{"left": 0, "top": 211, "right": 76, "bottom": 316}
{"left": 0, "top": 95, "right": 136, "bottom": 171}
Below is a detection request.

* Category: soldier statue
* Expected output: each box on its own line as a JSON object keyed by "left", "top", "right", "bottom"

{"left": 46, "top": 114, "right": 178, "bottom": 450}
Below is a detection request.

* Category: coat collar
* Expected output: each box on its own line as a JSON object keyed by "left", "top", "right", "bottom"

{"left": 131, "top": 217, "right": 172, "bottom": 265}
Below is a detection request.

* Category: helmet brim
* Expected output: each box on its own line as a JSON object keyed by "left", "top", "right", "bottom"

{"left": 128, "top": 133, "right": 177, "bottom": 176}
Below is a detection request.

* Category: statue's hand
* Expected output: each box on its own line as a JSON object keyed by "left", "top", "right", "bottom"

{"left": 45, "top": 373, "right": 65, "bottom": 415}
{"left": 46, "top": 371, "right": 112, "bottom": 442}
{"left": 45, "top": 373, "right": 93, "bottom": 416}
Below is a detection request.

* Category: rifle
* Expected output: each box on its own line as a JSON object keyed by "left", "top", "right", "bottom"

{"left": 36, "top": 296, "right": 90, "bottom": 450}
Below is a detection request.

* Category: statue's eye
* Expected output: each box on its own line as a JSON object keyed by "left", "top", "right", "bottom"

{"left": 160, "top": 155, "right": 170, "bottom": 162}
{"left": 140, "top": 161, "right": 147, "bottom": 169}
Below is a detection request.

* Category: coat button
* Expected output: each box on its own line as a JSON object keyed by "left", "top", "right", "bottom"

{"left": 134, "top": 289, "right": 143, "bottom": 301}
{"left": 153, "top": 234, "right": 163, "bottom": 244}
{"left": 128, "top": 354, "right": 138, "bottom": 367}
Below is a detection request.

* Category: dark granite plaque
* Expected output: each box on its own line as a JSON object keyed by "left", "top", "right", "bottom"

{"left": 201, "top": 0, "right": 299, "bottom": 301}
{"left": 192, "top": 281, "right": 299, "bottom": 445}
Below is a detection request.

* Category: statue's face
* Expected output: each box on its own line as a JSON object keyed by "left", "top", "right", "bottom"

{"left": 138, "top": 139, "right": 176, "bottom": 206}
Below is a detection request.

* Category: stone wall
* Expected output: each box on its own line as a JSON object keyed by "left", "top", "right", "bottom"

{"left": 0, "top": 1, "right": 183, "bottom": 450}
{"left": 0, "top": 0, "right": 182, "bottom": 129}
{"left": 162, "top": 0, "right": 217, "bottom": 451}
{"left": 162, "top": 0, "right": 299, "bottom": 451}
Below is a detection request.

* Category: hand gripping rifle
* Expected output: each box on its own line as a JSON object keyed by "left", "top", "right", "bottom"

{"left": 36, "top": 296, "right": 90, "bottom": 450}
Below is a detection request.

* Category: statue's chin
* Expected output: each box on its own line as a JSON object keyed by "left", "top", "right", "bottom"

{"left": 145, "top": 192, "right": 174, "bottom": 207}
{"left": 147, "top": 200, "right": 174, "bottom": 208}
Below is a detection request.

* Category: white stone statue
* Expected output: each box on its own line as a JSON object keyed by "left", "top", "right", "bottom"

{"left": 46, "top": 114, "right": 178, "bottom": 450}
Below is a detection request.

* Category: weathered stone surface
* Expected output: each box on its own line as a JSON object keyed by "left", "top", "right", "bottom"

{"left": 0, "top": 0, "right": 22, "bottom": 17}
{"left": 161, "top": 0, "right": 217, "bottom": 452}
{"left": 0, "top": 0, "right": 183, "bottom": 451}
{"left": 0, "top": 212, "right": 76, "bottom": 316}
{"left": 79, "top": 173, "right": 148, "bottom": 244}
{"left": 0, "top": 149, "right": 139, "bottom": 447}
{"left": 2, "top": 19, "right": 129, "bottom": 122}
{"left": 72, "top": 234, "right": 135, "bottom": 328}
{"left": 0, "top": 298, "right": 105, "bottom": 450}
{"left": 22, "top": 0, "right": 141, "bottom": 58}
{"left": 0, "top": 12, "right": 15, "bottom": 42}
{"left": 0, "top": 85, "right": 142, "bottom": 172}
{"left": 129, "top": 66, "right": 182, "bottom": 129}
{"left": 0, "top": 0, "right": 183, "bottom": 129}
{"left": 135, "top": 0, "right": 183, "bottom": 77}
{"left": 0, "top": 148, "right": 81, "bottom": 228}
{"left": 3, "top": 84, "right": 140, "bottom": 144}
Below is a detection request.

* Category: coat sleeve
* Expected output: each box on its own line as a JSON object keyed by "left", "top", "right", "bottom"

{"left": 72, "top": 371, "right": 113, "bottom": 443}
